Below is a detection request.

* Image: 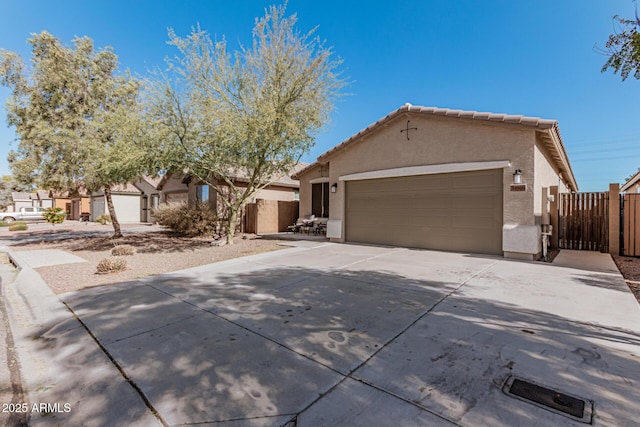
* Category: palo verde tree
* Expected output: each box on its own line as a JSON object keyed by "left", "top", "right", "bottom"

{"left": 0, "top": 31, "right": 147, "bottom": 237}
{"left": 601, "top": 2, "right": 640, "bottom": 80}
{"left": 147, "top": 3, "right": 345, "bottom": 243}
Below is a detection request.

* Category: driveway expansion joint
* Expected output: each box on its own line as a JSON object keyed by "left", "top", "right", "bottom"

{"left": 60, "top": 299, "right": 170, "bottom": 427}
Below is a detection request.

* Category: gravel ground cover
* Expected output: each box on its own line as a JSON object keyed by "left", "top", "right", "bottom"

{"left": 612, "top": 255, "right": 640, "bottom": 304}
{"left": 10, "top": 231, "right": 286, "bottom": 294}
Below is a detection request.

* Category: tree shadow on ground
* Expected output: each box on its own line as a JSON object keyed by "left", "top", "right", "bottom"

{"left": 6, "top": 231, "right": 216, "bottom": 254}
{"left": 25, "top": 260, "right": 640, "bottom": 426}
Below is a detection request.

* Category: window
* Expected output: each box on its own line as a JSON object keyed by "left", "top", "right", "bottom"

{"left": 196, "top": 185, "right": 209, "bottom": 203}
{"left": 294, "top": 190, "right": 300, "bottom": 201}
{"left": 311, "top": 182, "right": 330, "bottom": 218}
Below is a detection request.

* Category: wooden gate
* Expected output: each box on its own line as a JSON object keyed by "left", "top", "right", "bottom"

{"left": 622, "top": 193, "right": 640, "bottom": 256}
{"left": 558, "top": 192, "right": 609, "bottom": 252}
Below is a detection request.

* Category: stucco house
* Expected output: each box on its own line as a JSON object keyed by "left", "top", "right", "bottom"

{"left": 133, "top": 175, "right": 163, "bottom": 223}
{"left": 156, "top": 173, "right": 189, "bottom": 205}
{"left": 90, "top": 183, "right": 143, "bottom": 223}
{"left": 11, "top": 192, "right": 34, "bottom": 211}
{"left": 52, "top": 185, "right": 91, "bottom": 220}
{"left": 620, "top": 170, "right": 640, "bottom": 193}
{"left": 157, "top": 165, "right": 305, "bottom": 233}
{"left": 292, "top": 104, "right": 578, "bottom": 260}
{"left": 34, "top": 190, "right": 53, "bottom": 208}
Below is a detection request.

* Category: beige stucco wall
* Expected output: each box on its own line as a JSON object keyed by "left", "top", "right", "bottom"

{"left": 625, "top": 182, "right": 640, "bottom": 193}
{"left": 296, "top": 112, "right": 577, "bottom": 259}
{"left": 326, "top": 114, "right": 537, "bottom": 230}
{"left": 161, "top": 176, "right": 189, "bottom": 203}
{"left": 255, "top": 186, "right": 297, "bottom": 202}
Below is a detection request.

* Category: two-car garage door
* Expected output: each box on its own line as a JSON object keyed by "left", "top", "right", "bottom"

{"left": 345, "top": 169, "right": 503, "bottom": 255}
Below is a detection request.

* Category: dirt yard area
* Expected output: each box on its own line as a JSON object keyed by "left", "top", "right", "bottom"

{"left": 11, "top": 231, "right": 286, "bottom": 294}
{"left": 612, "top": 255, "right": 640, "bottom": 303}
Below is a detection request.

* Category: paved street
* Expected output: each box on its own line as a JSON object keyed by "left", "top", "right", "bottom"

{"left": 2, "top": 242, "right": 640, "bottom": 426}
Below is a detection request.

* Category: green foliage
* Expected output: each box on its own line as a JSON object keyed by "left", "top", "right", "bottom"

{"left": 95, "top": 214, "right": 111, "bottom": 225}
{"left": 0, "top": 220, "right": 9, "bottom": 227}
{"left": 0, "top": 175, "right": 32, "bottom": 210}
{"left": 147, "top": 4, "right": 345, "bottom": 243}
{"left": 601, "top": 8, "right": 640, "bottom": 80}
{"left": 153, "top": 202, "right": 218, "bottom": 237}
{"left": 0, "top": 32, "right": 152, "bottom": 238}
{"left": 96, "top": 256, "right": 127, "bottom": 274}
{"left": 8, "top": 221, "right": 28, "bottom": 231}
{"left": 43, "top": 207, "right": 66, "bottom": 224}
{"left": 111, "top": 244, "right": 135, "bottom": 256}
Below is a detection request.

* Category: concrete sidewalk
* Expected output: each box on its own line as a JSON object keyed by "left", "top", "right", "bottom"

{"left": 3, "top": 245, "right": 640, "bottom": 426}
{"left": 1, "top": 247, "right": 162, "bottom": 426}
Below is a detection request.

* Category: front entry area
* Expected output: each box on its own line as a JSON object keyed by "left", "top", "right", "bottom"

{"left": 344, "top": 169, "right": 503, "bottom": 254}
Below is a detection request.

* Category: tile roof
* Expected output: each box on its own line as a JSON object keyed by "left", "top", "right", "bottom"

{"left": 317, "top": 104, "right": 559, "bottom": 162}
{"left": 36, "top": 189, "right": 51, "bottom": 199}
{"left": 306, "top": 104, "right": 578, "bottom": 191}
{"left": 139, "top": 175, "right": 163, "bottom": 188}
{"left": 110, "top": 183, "right": 142, "bottom": 194}
{"left": 11, "top": 192, "right": 34, "bottom": 201}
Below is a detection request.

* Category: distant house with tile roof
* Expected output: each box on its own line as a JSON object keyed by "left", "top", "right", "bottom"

{"left": 11, "top": 192, "right": 34, "bottom": 211}
{"left": 621, "top": 169, "right": 640, "bottom": 193}
{"left": 90, "top": 182, "right": 143, "bottom": 223}
{"left": 34, "top": 189, "right": 53, "bottom": 208}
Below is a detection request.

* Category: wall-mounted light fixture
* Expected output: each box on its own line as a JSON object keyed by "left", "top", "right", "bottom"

{"left": 513, "top": 169, "right": 522, "bottom": 185}
{"left": 331, "top": 183, "right": 338, "bottom": 193}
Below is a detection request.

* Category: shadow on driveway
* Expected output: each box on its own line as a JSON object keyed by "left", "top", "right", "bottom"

{"left": 22, "top": 258, "right": 640, "bottom": 427}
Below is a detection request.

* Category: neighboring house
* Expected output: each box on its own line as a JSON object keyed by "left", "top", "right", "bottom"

{"left": 156, "top": 173, "right": 189, "bottom": 205}
{"left": 53, "top": 188, "right": 91, "bottom": 220}
{"left": 620, "top": 170, "right": 640, "bottom": 193}
{"left": 292, "top": 104, "right": 578, "bottom": 260}
{"left": 90, "top": 183, "right": 143, "bottom": 223}
{"left": 34, "top": 190, "right": 53, "bottom": 208}
{"left": 158, "top": 164, "right": 305, "bottom": 233}
{"left": 11, "top": 192, "right": 34, "bottom": 211}
{"left": 133, "top": 175, "right": 163, "bottom": 223}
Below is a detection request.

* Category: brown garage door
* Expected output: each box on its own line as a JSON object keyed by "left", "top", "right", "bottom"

{"left": 345, "top": 169, "right": 503, "bottom": 254}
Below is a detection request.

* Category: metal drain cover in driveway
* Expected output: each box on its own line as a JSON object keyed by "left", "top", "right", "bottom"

{"left": 503, "top": 376, "right": 593, "bottom": 424}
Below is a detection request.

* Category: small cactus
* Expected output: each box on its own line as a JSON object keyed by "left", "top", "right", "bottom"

{"left": 96, "top": 256, "right": 127, "bottom": 274}
{"left": 111, "top": 244, "right": 135, "bottom": 256}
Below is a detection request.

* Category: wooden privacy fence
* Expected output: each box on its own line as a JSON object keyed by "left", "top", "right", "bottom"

{"left": 558, "top": 192, "right": 609, "bottom": 252}
{"left": 622, "top": 193, "right": 640, "bottom": 256}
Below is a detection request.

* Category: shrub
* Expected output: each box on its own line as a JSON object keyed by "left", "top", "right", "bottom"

{"left": 153, "top": 202, "right": 218, "bottom": 237}
{"left": 8, "top": 221, "right": 28, "bottom": 231}
{"left": 111, "top": 244, "right": 135, "bottom": 256}
{"left": 96, "top": 256, "right": 127, "bottom": 274}
{"left": 95, "top": 214, "right": 111, "bottom": 225}
{"left": 0, "top": 221, "right": 9, "bottom": 227}
{"left": 44, "top": 207, "right": 66, "bottom": 224}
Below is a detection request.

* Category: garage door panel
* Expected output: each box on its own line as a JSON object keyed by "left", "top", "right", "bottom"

{"left": 345, "top": 170, "right": 503, "bottom": 255}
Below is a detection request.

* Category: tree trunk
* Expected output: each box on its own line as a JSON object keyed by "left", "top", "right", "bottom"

{"left": 225, "top": 207, "right": 238, "bottom": 245}
{"left": 104, "top": 186, "right": 122, "bottom": 238}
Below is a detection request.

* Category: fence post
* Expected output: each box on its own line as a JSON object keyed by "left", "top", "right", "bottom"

{"left": 550, "top": 186, "right": 559, "bottom": 249}
{"left": 609, "top": 183, "right": 620, "bottom": 256}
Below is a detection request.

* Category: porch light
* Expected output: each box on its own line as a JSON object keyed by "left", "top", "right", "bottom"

{"left": 513, "top": 169, "right": 523, "bottom": 185}
{"left": 331, "top": 183, "right": 338, "bottom": 193}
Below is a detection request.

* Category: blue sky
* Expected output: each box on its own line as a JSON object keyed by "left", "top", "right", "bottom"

{"left": 1, "top": 0, "right": 638, "bottom": 191}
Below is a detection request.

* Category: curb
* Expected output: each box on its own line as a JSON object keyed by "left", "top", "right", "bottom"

{"left": 0, "top": 247, "right": 163, "bottom": 427}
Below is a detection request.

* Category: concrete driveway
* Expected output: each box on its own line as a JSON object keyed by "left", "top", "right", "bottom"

{"left": 5, "top": 242, "right": 640, "bottom": 426}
